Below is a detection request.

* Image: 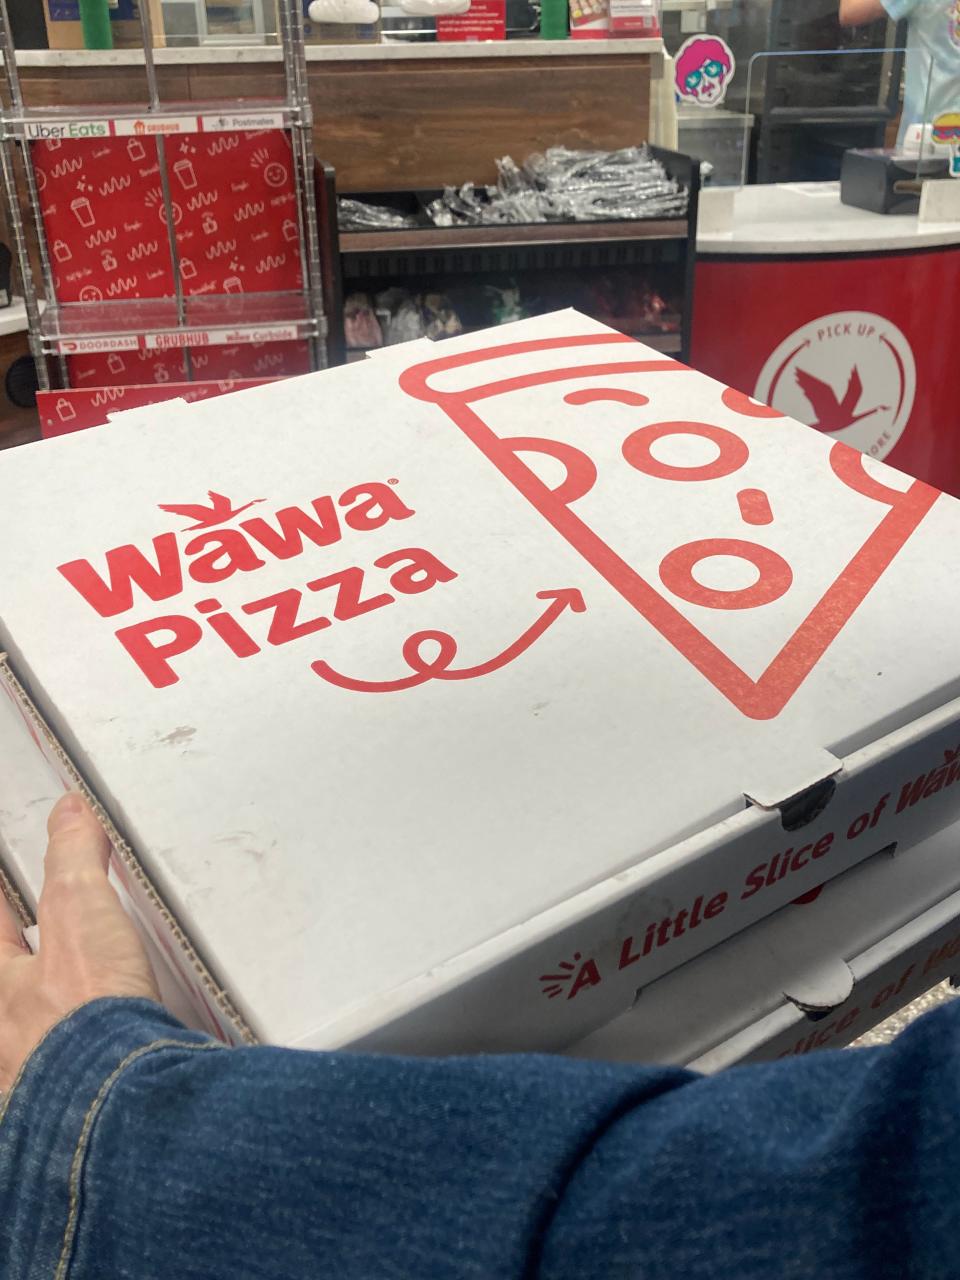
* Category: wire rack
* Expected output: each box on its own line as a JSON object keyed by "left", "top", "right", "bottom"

{"left": 0, "top": 0, "right": 328, "bottom": 391}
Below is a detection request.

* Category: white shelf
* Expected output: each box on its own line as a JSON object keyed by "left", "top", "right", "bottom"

{"left": 0, "top": 297, "right": 29, "bottom": 336}
{"left": 697, "top": 182, "right": 960, "bottom": 256}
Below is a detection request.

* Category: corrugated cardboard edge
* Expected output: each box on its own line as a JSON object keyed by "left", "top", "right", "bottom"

{"left": 0, "top": 856, "right": 32, "bottom": 930}
{"left": 0, "top": 654, "right": 257, "bottom": 1046}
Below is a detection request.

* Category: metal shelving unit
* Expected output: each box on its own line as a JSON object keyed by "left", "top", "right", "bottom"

{"left": 0, "top": 0, "right": 327, "bottom": 393}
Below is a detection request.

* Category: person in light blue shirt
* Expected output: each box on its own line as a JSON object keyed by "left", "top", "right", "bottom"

{"left": 841, "top": 0, "right": 960, "bottom": 143}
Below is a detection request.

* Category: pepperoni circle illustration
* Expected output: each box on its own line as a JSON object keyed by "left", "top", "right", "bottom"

{"left": 659, "top": 538, "right": 793, "bottom": 609}
{"left": 564, "top": 388, "right": 650, "bottom": 408}
{"left": 622, "top": 421, "right": 749, "bottom": 481}
{"left": 721, "top": 387, "right": 784, "bottom": 419}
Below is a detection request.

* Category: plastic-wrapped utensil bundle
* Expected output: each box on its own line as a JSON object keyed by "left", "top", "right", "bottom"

{"left": 337, "top": 147, "right": 687, "bottom": 231}
{"left": 426, "top": 145, "right": 688, "bottom": 226}
{"left": 337, "top": 198, "right": 421, "bottom": 232}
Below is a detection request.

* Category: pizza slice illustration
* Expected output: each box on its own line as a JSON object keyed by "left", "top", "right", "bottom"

{"left": 399, "top": 331, "right": 940, "bottom": 720}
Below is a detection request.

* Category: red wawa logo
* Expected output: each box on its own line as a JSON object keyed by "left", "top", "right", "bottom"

{"left": 57, "top": 477, "right": 448, "bottom": 688}
{"left": 57, "top": 476, "right": 585, "bottom": 690}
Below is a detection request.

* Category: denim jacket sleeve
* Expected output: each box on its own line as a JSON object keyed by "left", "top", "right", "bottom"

{"left": 3, "top": 994, "right": 960, "bottom": 1280}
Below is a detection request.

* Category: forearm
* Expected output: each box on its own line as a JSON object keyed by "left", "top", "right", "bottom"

{"left": 4, "top": 998, "right": 960, "bottom": 1280}
{"left": 839, "top": 0, "right": 892, "bottom": 25}
{"left": 0, "top": 998, "right": 694, "bottom": 1280}
{"left": 0, "top": 999, "right": 221, "bottom": 1280}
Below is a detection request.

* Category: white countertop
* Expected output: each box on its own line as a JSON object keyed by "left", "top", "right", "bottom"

{"left": 0, "top": 299, "right": 29, "bottom": 337}
{"left": 1, "top": 37, "right": 661, "bottom": 67}
{"left": 698, "top": 182, "right": 960, "bottom": 255}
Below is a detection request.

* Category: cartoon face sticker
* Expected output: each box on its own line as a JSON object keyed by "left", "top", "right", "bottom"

{"left": 392, "top": 331, "right": 939, "bottom": 721}
{"left": 674, "top": 35, "right": 736, "bottom": 108}
{"left": 932, "top": 111, "right": 960, "bottom": 146}
{"left": 932, "top": 112, "right": 960, "bottom": 176}
{"left": 951, "top": 0, "right": 960, "bottom": 48}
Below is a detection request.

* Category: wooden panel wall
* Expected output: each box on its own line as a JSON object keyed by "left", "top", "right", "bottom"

{"left": 0, "top": 50, "right": 651, "bottom": 444}
{"left": 11, "top": 65, "right": 192, "bottom": 108}
{"left": 16, "top": 52, "right": 652, "bottom": 191}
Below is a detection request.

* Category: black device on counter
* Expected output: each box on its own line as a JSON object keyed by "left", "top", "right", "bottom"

{"left": 840, "top": 148, "right": 949, "bottom": 215}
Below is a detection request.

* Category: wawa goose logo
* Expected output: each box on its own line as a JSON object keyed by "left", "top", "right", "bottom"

{"left": 756, "top": 312, "right": 916, "bottom": 462}
{"left": 158, "top": 490, "right": 264, "bottom": 530}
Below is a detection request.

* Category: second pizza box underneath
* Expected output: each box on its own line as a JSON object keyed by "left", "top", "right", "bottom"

{"left": 566, "top": 822, "right": 960, "bottom": 1069}
{"left": 2, "top": 310, "right": 960, "bottom": 1053}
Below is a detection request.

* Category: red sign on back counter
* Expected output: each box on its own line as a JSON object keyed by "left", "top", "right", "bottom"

{"left": 436, "top": 0, "right": 506, "bottom": 41}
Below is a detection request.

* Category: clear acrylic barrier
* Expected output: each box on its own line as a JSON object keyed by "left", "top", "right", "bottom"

{"left": 39, "top": 291, "right": 317, "bottom": 352}
{"left": 737, "top": 45, "right": 932, "bottom": 190}
{"left": 736, "top": 0, "right": 960, "bottom": 191}
{"left": 662, "top": 0, "right": 905, "bottom": 191}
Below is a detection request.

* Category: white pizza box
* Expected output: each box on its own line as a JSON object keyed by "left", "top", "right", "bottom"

{"left": 566, "top": 823, "right": 960, "bottom": 1069}
{"left": 2, "top": 309, "right": 960, "bottom": 1053}
{"left": 6, "top": 661, "right": 958, "bottom": 1063}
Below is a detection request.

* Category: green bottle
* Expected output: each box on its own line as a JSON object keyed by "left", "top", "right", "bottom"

{"left": 540, "top": 0, "right": 568, "bottom": 39}
{"left": 79, "top": 0, "right": 114, "bottom": 50}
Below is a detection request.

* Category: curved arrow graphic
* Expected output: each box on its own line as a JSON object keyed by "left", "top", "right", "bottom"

{"left": 312, "top": 588, "right": 586, "bottom": 694}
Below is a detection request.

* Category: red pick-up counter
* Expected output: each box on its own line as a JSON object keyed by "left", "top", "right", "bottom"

{"left": 691, "top": 182, "right": 960, "bottom": 497}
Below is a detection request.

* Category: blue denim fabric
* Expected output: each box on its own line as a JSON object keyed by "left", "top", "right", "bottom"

{"left": 2, "top": 995, "right": 959, "bottom": 1279}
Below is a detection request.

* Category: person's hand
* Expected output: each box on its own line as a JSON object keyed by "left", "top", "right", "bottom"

{"left": 0, "top": 793, "right": 159, "bottom": 1092}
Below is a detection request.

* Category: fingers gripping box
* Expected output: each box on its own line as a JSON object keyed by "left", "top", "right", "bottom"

{"left": 2, "top": 310, "right": 960, "bottom": 1053}
{"left": 0, "top": 668, "right": 232, "bottom": 1038}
